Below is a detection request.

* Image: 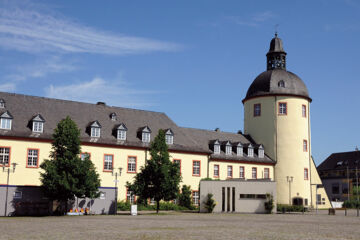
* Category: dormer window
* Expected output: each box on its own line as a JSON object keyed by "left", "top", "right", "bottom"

{"left": 140, "top": 126, "right": 151, "bottom": 143}
{"left": 212, "top": 140, "right": 220, "bottom": 154}
{"left": 165, "top": 129, "right": 174, "bottom": 145}
{"left": 247, "top": 144, "right": 254, "bottom": 157}
{"left": 90, "top": 121, "right": 101, "bottom": 138}
{"left": 31, "top": 114, "right": 45, "bottom": 133}
{"left": 117, "top": 123, "right": 127, "bottom": 141}
{"left": 224, "top": 141, "right": 232, "bottom": 155}
{"left": 0, "top": 111, "right": 13, "bottom": 130}
{"left": 236, "top": 143, "right": 243, "bottom": 156}
{"left": 278, "top": 80, "right": 285, "bottom": 88}
{"left": 258, "top": 145, "right": 264, "bottom": 158}
{"left": 0, "top": 99, "right": 5, "bottom": 108}
{"left": 110, "top": 113, "right": 117, "bottom": 121}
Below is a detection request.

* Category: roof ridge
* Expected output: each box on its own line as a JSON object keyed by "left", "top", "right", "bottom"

{"left": 180, "top": 126, "right": 241, "bottom": 135}
{"left": 0, "top": 91, "right": 166, "bottom": 115}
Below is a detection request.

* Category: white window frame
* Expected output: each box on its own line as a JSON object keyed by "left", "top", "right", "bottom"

{"left": 239, "top": 166, "right": 245, "bottom": 179}
{"left": 193, "top": 161, "right": 200, "bottom": 176}
{"left": 80, "top": 153, "right": 90, "bottom": 161}
{"left": 128, "top": 157, "right": 136, "bottom": 173}
{"left": 214, "top": 165, "right": 219, "bottom": 177}
{"left": 302, "top": 105, "right": 306, "bottom": 118}
{"left": 127, "top": 190, "right": 135, "bottom": 204}
{"left": 192, "top": 191, "right": 199, "bottom": 205}
{"left": 0, "top": 118, "right": 11, "bottom": 130}
{"left": 264, "top": 168, "right": 269, "bottom": 179}
{"left": 32, "top": 121, "right": 43, "bottom": 133}
{"left": 304, "top": 168, "right": 309, "bottom": 180}
{"left": 91, "top": 127, "right": 100, "bottom": 138}
{"left": 214, "top": 144, "right": 220, "bottom": 154}
{"left": 237, "top": 147, "right": 243, "bottom": 156}
{"left": 142, "top": 132, "right": 150, "bottom": 143}
{"left": 0, "top": 102, "right": 4, "bottom": 108}
{"left": 254, "top": 104, "right": 261, "bottom": 116}
{"left": 248, "top": 148, "right": 254, "bottom": 157}
{"left": 252, "top": 167, "right": 257, "bottom": 179}
{"left": 165, "top": 134, "right": 173, "bottom": 145}
{"left": 0, "top": 147, "right": 10, "bottom": 166}
{"left": 117, "top": 129, "right": 126, "bottom": 141}
{"left": 258, "top": 149, "right": 264, "bottom": 158}
{"left": 303, "top": 140, "right": 308, "bottom": 152}
{"left": 13, "top": 191, "right": 22, "bottom": 199}
{"left": 227, "top": 166, "right": 233, "bottom": 178}
{"left": 279, "top": 103, "right": 287, "bottom": 115}
{"left": 104, "top": 155, "right": 113, "bottom": 170}
{"left": 225, "top": 145, "right": 232, "bottom": 155}
{"left": 27, "top": 149, "right": 38, "bottom": 167}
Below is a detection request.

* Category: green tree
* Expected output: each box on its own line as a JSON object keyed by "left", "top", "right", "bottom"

{"left": 40, "top": 116, "right": 101, "bottom": 214}
{"left": 204, "top": 193, "right": 217, "bottom": 213}
{"left": 178, "top": 185, "right": 192, "bottom": 209}
{"left": 127, "top": 129, "right": 181, "bottom": 213}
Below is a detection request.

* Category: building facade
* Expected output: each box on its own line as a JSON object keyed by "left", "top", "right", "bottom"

{"left": 0, "top": 34, "right": 330, "bottom": 216}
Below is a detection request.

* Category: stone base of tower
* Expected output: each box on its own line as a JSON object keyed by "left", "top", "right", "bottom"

{"left": 310, "top": 157, "right": 332, "bottom": 209}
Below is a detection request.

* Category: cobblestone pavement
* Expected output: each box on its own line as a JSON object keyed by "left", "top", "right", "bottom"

{"left": 0, "top": 210, "right": 359, "bottom": 240}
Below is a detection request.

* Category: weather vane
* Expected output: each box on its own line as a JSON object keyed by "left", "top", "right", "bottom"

{"left": 275, "top": 24, "right": 279, "bottom": 37}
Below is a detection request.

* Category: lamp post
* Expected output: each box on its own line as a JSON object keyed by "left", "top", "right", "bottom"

{"left": 286, "top": 176, "right": 294, "bottom": 205}
{"left": 3, "top": 162, "right": 17, "bottom": 217}
{"left": 355, "top": 159, "right": 359, "bottom": 217}
{"left": 112, "top": 167, "right": 122, "bottom": 215}
{"left": 345, "top": 161, "right": 350, "bottom": 201}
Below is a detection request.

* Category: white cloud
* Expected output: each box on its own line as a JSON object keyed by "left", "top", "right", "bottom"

{"left": 0, "top": 1, "right": 180, "bottom": 55}
{"left": 0, "top": 82, "right": 16, "bottom": 92}
{"left": 226, "top": 11, "right": 276, "bottom": 27}
{"left": 44, "top": 76, "right": 158, "bottom": 108}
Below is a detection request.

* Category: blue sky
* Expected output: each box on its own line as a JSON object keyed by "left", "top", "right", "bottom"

{"left": 0, "top": 0, "right": 359, "bottom": 165}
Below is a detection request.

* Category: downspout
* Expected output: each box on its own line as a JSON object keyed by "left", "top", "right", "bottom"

{"left": 308, "top": 101, "right": 313, "bottom": 207}
{"left": 274, "top": 96, "right": 277, "bottom": 180}
{"left": 207, "top": 155, "right": 210, "bottom": 178}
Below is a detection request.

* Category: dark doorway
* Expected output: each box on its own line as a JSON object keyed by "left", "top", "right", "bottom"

{"left": 293, "top": 197, "right": 303, "bottom": 206}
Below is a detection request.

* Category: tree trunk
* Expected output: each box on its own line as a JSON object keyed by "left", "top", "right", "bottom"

{"left": 65, "top": 200, "right": 68, "bottom": 215}
{"left": 156, "top": 200, "right": 160, "bottom": 214}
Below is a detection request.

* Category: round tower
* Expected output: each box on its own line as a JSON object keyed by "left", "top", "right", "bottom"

{"left": 243, "top": 34, "right": 312, "bottom": 206}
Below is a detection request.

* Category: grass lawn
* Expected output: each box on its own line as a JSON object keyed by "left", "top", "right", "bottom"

{"left": 0, "top": 211, "right": 359, "bottom": 240}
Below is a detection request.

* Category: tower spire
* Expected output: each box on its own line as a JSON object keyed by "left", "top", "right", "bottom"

{"left": 266, "top": 33, "right": 287, "bottom": 70}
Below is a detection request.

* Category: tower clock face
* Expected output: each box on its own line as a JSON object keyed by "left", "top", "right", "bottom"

{"left": 274, "top": 59, "right": 282, "bottom": 68}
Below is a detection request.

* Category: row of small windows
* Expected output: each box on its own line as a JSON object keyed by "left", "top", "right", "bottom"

{"left": 214, "top": 165, "right": 270, "bottom": 179}
{"left": 0, "top": 110, "right": 174, "bottom": 144}
{"left": 211, "top": 140, "right": 264, "bottom": 158}
{"left": 253, "top": 103, "right": 307, "bottom": 117}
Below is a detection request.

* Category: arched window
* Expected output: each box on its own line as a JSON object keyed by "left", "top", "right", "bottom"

{"left": 278, "top": 80, "right": 285, "bottom": 88}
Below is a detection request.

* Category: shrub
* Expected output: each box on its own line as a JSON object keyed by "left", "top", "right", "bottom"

{"left": 343, "top": 200, "right": 360, "bottom": 208}
{"left": 117, "top": 200, "right": 192, "bottom": 211}
{"left": 277, "top": 204, "right": 307, "bottom": 213}
{"left": 264, "top": 193, "right": 274, "bottom": 214}
{"left": 204, "top": 193, "right": 216, "bottom": 213}
{"left": 118, "top": 201, "right": 131, "bottom": 211}
{"left": 178, "top": 185, "right": 192, "bottom": 209}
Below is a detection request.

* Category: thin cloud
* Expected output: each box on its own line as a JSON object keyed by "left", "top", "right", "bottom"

{"left": 44, "top": 76, "right": 159, "bottom": 108}
{"left": 0, "top": 1, "right": 181, "bottom": 55}
{"left": 0, "top": 83, "right": 16, "bottom": 92}
{"left": 226, "top": 11, "right": 276, "bottom": 27}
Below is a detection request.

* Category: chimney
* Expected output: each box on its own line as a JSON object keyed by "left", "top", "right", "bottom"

{"left": 97, "top": 102, "right": 106, "bottom": 106}
{"left": 215, "top": 128, "right": 220, "bottom": 132}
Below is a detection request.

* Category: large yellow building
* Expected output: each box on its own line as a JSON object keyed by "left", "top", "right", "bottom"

{"left": 0, "top": 34, "right": 330, "bottom": 216}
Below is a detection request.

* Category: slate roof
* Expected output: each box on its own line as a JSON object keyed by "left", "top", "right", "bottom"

{"left": 244, "top": 69, "right": 310, "bottom": 102}
{"left": 317, "top": 151, "right": 360, "bottom": 171}
{"left": 0, "top": 91, "right": 275, "bottom": 164}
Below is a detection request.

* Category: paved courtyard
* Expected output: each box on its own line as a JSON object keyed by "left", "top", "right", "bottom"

{"left": 0, "top": 210, "right": 359, "bottom": 240}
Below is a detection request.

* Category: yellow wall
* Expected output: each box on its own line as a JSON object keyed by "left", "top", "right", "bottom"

{"left": 310, "top": 157, "right": 331, "bottom": 208}
{"left": 209, "top": 161, "right": 274, "bottom": 180}
{"left": 244, "top": 96, "right": 330, "bottom": 207}
{"left": 0, "top": 139, "right": 209, "bottom": 201}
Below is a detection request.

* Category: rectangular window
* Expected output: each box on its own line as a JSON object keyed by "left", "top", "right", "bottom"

{"left": 214, "top": 144, "right": 220, "bottom": 154}
{"left": 302, "top": 104, "right": 307, "bottom": 118}
{"left": 254, "top": 103, "right": 261, "bottom": 117}
{"left": 0, "top": 118, "right": 11, "bottom": 129}
{"left": 248, "top": 148, "right": 254, "bottom": 157}
{"left": 104, "top": 154, "right": 113, "bottom": 171}
{"left": 165, "top": 134, "right": 173, "bottom": 144}
{"left": 214, "top": 164, "right": 219, "bottom": 178}
{"left": 91, "top": 127, "right": 100, "bottom": 137}
{"left": 80, "top": 152, "right": 90, "bottom": 161}
{"left": 142, "top": 132, "right": 150, "bottom": 143}
{"left": 332, "top": 183, "right": 339, "bottom": 194}
{"left": 27, "top": 149, "right": 39, "bottom": 167}
{"left": 264, "top": 168, "right": 270, "bottom": 179}
{"left": 192, "top": 160, "right": 200, "bottom": 176}
{"left": 0, "top": 147, "right": 10, "bottom": 166}
{"left": 237, "top": 147, "right": 243, "bottom": 156}
{"left": 278, "top": 102, "right": 287, "bottom": 115}
{"left": 232, "top": 187, "right": 235, "bottom": 212}
{"left": 304, "top": 168, "right": 309, "bottom": 180}
{"left": 303, "top": 140, "right": 308, "bottom": 152}
{"left": 252, "top": 167, "right": 257, "bottom": 179}
{"left": 32, "top": 122, "right": 43, "bottom": 133}
{"left": 13, "top": 191, "right": 22, "bottom": 199}
{"left": 258, "top": 149, "right": 264, "bottom": 158}
{"left": 127, "top": 156, "right": 137, "bottom": 173}
{"left": 126, "top": 189, "right": 135, "bottom": 204}
{"left": 239, "top": 166, "right": 245, "bottom": 178}
{"left": 225, "top": 145, "right": 232, "bottom": 155}
{"left": 173, "top": 159, "right": 181, "bottom": 175}
{"left": 192, "top": 191, "right": 199, "bottom": 205}
{"left": 227, "top": 165, "right": 233, "bottom": 178}
{"left": 117, "top": 130, "right": 126, "bottom": 140}
{"left": 317, "top": 194, "right": 322, "bottom": 205}
{"left": 222, "top": 187, "right": 225, "bottom": 212}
